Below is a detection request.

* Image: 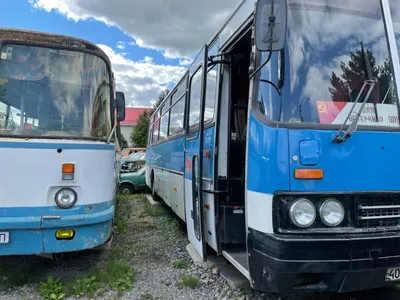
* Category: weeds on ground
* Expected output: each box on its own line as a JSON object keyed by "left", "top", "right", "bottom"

{"left": 71, "top": 275, "right": 99, "bottom": 297}
{"left": 171, "top": 258, "right": 191, "bottom": 269}
{"left": 158, "top": 214, "right": 183, "bottom": 239}
{"left": 94, "top": 259, "right": 136, "bottom": 297}
{"left": 141, "top": 293, "right": 163, "bottom": 300}
{"left": 139, "top": 200, "right": 165, "bottom": 218}
{"left": 39, "top": 276, "right": 65, "bottom": 300}
{"left": 177, "top": 274, "right": 199, "bottom": 289}
{"left": 114, "top": 195, "right": 134, "bottom": 234}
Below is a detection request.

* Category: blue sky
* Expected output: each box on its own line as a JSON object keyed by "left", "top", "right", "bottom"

{"left": 0, "top": 0, "right": 165, "bottom": 64}
{"left": 0, "top": 0, "right": 238, "bottom": 107}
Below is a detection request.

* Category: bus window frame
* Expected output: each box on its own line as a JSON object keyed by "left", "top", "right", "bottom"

{"left": 0, "top": 40, "right": 115, "bottom": 141}
{"left": 159, "top": 99, "right": 171, "bottom": 142}
{"left": 187, "top": 64, "right": 204, "bottom": 141}
{"left": 168, "top": 91, "right": 186, "bottom": 138}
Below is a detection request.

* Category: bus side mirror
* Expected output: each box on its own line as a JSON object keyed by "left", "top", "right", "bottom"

{"left": 255, "top": 0, "right": 287, "bottom": 52}
{"left": 116, "top": 91, "right": 126, "bottom": 121}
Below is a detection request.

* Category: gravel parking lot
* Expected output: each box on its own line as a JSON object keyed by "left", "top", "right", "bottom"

{"left": 0, "top": 195, "right": 400, "bottom": 300}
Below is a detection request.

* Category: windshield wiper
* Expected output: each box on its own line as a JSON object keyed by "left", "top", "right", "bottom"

{"left": 333, "top": 41, "right": 376, "bottom": 143}
{"left": 332, "top": 80, "right": 376, "bottom": 143}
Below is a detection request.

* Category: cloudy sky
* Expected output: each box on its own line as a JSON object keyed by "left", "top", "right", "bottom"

{"left": 1, "top": 0, "right": 240, "bottom": 107}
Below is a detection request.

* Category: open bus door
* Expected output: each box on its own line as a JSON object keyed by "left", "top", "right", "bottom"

{"left": 184, "top": 44, "right": 208, "bottom": 262}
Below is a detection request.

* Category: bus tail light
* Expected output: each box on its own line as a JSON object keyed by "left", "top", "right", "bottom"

{"left": 62, "top": 163, "right": 75, "bottom": 181}
{"left": 294, "top": 169, "right": 323, "bottom": 180}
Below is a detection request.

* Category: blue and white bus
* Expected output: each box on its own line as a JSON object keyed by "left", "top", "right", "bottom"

{"left": 0, "top": 28, "right": 125, "bottom": 258}
{"left": 146, "top": 0, "right": 400, "bottom": 294}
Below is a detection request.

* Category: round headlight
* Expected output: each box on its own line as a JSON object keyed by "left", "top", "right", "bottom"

{"left": 289, "top": 198, "right": 316, "bottom": 228}
{"left": 320, "top": 198, "right": 345, "bottom": 226}
{"left": 55, "top": 188, "right": 77, "bottom": 209}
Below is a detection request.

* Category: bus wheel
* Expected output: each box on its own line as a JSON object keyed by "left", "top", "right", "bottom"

{"left": 119, "top": 184, "right": 134, "bottom": 195}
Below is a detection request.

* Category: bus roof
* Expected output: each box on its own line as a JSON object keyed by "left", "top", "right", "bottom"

{"left": 0, "top": 27, "right": 110, "bottom": 64}
{"left": 150, "top": 0, "right": 400, "bottom": 122}
{"left": 149, "top": 0, "right": 250, "bottom": 121}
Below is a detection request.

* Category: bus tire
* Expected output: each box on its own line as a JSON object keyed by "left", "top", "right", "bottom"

{"left": 119, "top": 184, "right": 134, "bottom": 195}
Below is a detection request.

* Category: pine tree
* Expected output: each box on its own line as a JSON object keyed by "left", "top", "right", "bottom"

{"left": 329, "top": 45, "right": 393, "bottom": 104}
{"left": 130, "top": 110, "right": 150, "bottom": 147}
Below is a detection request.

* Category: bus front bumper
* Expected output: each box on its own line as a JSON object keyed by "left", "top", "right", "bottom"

{"left": 248, "top": 228, "right": 400, "bottom": 293}
{"left": 0, "top": 206, "right": 114, "bottom": 256}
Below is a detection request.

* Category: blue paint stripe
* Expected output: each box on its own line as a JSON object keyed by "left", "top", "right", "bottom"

{"left": 0, "top": 200, "right": 114, "bottom": 217}
{"left": 0, "top": 216, "right": 41, "bottom": 230}
{"left": 0, "top": 201, "right": 115, "bottom": 229}
{"left": 0, "top": 141, "right": 115, "bottom": 150}
{"left": 42, "top": 206, "right": 115, "bottom": 229}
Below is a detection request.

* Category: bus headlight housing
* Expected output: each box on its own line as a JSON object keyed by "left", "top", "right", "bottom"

{"left": 289, "top": 198, "right": 316, "bottom": 228}
{"left": 55, "top": 188, "right": 77, "bottom": 209}
{"left": 319, "top": 198, "right": 345, "bottom": 227}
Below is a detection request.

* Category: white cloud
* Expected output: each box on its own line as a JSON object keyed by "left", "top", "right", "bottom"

{"left": 116, "top": 41, "right": 125, "bottom": 50}
{"left": 140, "top": 56, "right": 154, "bottom": 64}
{"left": 29, "top": 0, "right": 240, "bottom": 58}
{"left": 98, "top": 45, "right": 186, "bottom": 107}
{"left": 179, "top": 59, "right": 193, "bottom": 66}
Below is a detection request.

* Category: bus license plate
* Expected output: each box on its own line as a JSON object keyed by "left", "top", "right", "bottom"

{"left": 0, "top": 232, "right": 9, "bottom": 244}
{"left": 386, "top": 268, "right": 400, "bottom": 282}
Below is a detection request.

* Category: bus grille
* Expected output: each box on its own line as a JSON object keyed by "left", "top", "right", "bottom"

{"left": 357, "top": 194, "right": 400, "bottom": 229}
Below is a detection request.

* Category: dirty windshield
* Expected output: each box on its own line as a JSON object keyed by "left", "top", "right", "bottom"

{"left": 0, "top": 44, "right": 111, "bottom": 138}
{"left": 256, "top": 0, "right": 400, "bottom": 128}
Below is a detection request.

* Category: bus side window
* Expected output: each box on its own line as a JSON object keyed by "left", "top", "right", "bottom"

{"left": 188, "top": 67, "right": 203, "bottom": 129}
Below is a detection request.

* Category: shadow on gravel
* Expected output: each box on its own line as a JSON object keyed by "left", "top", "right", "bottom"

{"left": 0, "top": 249, "right": 105, "bottom": 290}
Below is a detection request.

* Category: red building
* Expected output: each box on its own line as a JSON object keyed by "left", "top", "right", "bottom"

{"left": 120, "top": 107, "right": 151, "bottom": 146}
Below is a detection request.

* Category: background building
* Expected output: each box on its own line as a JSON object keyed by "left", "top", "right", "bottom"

{"left": 120, "top": 107, "right": 151, "bottom": 146}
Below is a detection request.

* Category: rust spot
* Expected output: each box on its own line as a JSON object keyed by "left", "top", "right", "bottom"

{"left": 84, "top": 205, "right": 93, "bottom": 212}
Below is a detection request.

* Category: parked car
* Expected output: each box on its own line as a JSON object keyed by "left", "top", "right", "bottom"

{"left": 119, "top": 166, "right": 148, "bottom": 194}
{"left": 120, "top": 152, "right": 146, "bottom": 172}
{"left": 120, "top": 147, "right": 146, "bottom": 157}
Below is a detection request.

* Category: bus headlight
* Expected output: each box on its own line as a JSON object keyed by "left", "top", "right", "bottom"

{"left": 55, "top": 188, "right": 77, "bottom": 209}
{"left": 289, "top": 198, "right": 316, "bottom": 228}
{"left": 320, "top": 198, "right": 345, "bottom": 227}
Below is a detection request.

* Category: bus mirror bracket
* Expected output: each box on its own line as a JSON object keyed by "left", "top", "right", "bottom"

{"left": 254, "top": 0, "right": 287, "bottom": 52}
{"left": 116, "top": 91, "right": 126, "bottom": 122}
{"left": 208, "top": 52, "right": 231, "bottom": 67}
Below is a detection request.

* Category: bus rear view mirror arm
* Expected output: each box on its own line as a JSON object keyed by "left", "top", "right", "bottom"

{"left": 254, "top": 0, "right": 287, "bottom": 52}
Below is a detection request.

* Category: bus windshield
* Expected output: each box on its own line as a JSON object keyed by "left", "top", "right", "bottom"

{"left": 256, "top": 0, "right": 400, "bottom": 128}
{"left": 0, "top": 44, "right": 111, "bottom": 138}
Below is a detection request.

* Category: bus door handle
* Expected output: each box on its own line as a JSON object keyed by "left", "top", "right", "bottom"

{"left": 203, "top": 189, "right": 227, "bottom": 195}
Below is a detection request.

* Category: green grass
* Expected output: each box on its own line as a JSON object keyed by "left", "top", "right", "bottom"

{"left": 141, "top": 293, "right": 163, "bottom": 300}
{"left": 158, "top": 214, "right": 183, "bottom": 239}
{"left": 39, "top": 276, "right": 65, "bottom": 300}
{"left": 71, "top": 275, "right": 99, "bottom": 297}
{"left": 177, "top": 274, "right": 199, "bottom": 289}
{"left": 171, "top": 258, "right": 191, "bottom": 269}
{"left": 114, "top": 196, "right": 134, "bottom": 234}
{"left": 139, "top": 200, "right": 166, "bottom": 218}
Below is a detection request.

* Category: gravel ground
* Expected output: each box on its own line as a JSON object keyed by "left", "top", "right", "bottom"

{"left": 0, "top": 195, "right": 400, "bottom": 300}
